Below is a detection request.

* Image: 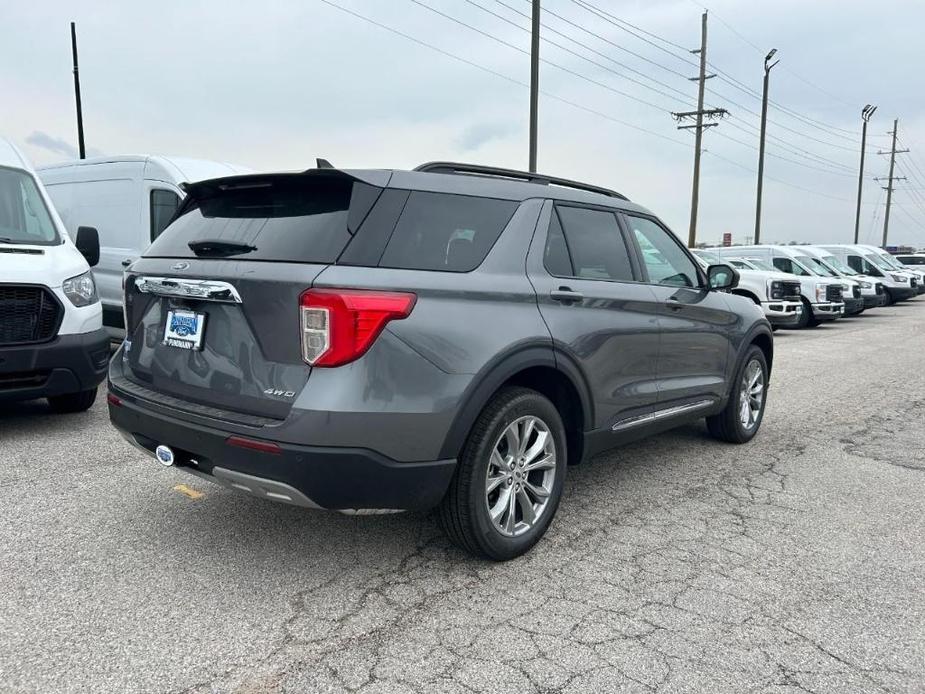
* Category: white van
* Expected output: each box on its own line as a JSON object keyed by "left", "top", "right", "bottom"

{"left": 0, "top": 138, "right": 109, "bottom": 412}
{"left": 818, "top": 245, "right": 917, "bottom": 304}
{"left": 704, "top": 245, "right": 844, "bottom": 327}
{"left": 692, "top": 249, "right": 803, "bottom": 327}
{"left": 799, "top": 245, "right": 887, "bottom": 310}
{"left": 858, "top": 244, "right": 925, "bottom": 295}
{"left": 38, "top": 156, "right": 251, "bottom": 335}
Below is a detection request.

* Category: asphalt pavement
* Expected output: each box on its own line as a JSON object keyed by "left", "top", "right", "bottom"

{"left": 1, "top": 301, "right": 923, "bottom": 693}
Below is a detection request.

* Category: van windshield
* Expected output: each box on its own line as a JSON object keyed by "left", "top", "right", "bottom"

{"left": 864, "top": 253, "right": 892, "bottom": 270}
{"left": 796, "top": 255, "right": 838, "bottom": 277}
{"left": 823, "top": 255, "right": 857, "bottom": 275}
{"left": 0, "top": 166, "right": 60, "bottom": 246}
{"left": 740, "top": 257, "right": 775, "bottom": 272}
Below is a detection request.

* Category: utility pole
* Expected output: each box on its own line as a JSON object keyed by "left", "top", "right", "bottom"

{"left": 672, "top": 11, "right": 726, "bottom": 248}
{"left": 877, "top": 119, "right": 909, "bottom": 247}
{"left": 70, "top": 22, "right": 86, "bottom": 159}
{"left": 853, "top": 105, "right": 877, "bottom": 244}
{"left": 528, "top": 0, "right": 540, "bottom": 173}
{"left": 754, "top": 48, "right": 779, "bottom": 244}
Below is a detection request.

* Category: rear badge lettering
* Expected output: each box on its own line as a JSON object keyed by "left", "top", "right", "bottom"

{"left": 264, "top": 388, "right": 296, "bottom": 398}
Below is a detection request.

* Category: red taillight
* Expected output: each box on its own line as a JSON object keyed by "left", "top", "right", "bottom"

{"left": 299, "top": 288, "right": 416, "bottom": 367}
{"left": 226, "top": 436, "right": 282, "bottom": 455}
{"left": 107, "top": 393, "right": 122, "bottom": 407}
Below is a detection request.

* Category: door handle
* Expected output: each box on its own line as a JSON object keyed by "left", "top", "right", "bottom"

{"left": 666, "top": 297, "right": 684, "bottom": 311}
{"left": 122, "top": 258, "right": 135, "bottom": 268}
{"left": 550, "top": 287, "right": 584, "bottom": 303}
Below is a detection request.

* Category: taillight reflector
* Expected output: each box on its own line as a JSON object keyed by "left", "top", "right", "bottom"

{"left": 226, "top": 436, "right": 282, "bottom": 455}
{"left": 299, "top": 288, "right": 416, "bottom": 367}
{"left": 107, "top": 393, "right": 122, "bottom": 407}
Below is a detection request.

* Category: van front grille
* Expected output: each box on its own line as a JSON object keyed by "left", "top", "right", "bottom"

{"left": 825, "top": 285, "right": 843, "bottom": 303}
{"left": 0, "top": 285, "right": 62, "bottom": 345}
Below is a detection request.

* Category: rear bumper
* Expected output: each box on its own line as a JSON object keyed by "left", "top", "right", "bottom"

{"left": 108, "top": 379, "right": 457, "bottom": 511}
{"left": 0, "top": 329, "right": 110, "bottom": 403}
{"left": 762, "top": 300, "right": 802, "bottom": 325}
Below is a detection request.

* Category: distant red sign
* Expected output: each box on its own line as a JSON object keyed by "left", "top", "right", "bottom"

{"left": 722, "top": 233, "right": 732, "bottom": 247}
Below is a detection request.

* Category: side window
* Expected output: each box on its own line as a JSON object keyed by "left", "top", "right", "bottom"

{"left": 150, "top": 189, "right": 181, "bottom": 241}
{"left": 846, "top": 255, "right": 863, "bottom": 273}
{"left": 378, "top": 192, "right": 517, "bottom": 272}
{"left": 625, "top": 215, "right": 698, "bottom": 287}
{"left": 552, "top": 206, "right": 634, "bottom": 281}
{"left": 772, "top": 257, "right": 793, "bottom": 273}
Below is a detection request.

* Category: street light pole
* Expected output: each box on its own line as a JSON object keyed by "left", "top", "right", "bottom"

{"left": 754, "top": 49, "right": 778, "bottom": 244}
{"left": 853, "top": 105, "right": 876, "bottom": 244}
{"left": 528, "top": 0, "right": 540, "bottom": 173}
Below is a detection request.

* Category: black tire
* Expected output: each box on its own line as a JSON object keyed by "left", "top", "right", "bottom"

{"left": 884, "top": 288, "right": 896, "bottom": 306}
{"left": 706, "top": 345, "right": 768, "bottom": 444}
{"left": 438, "top": 386, "right": 567, "bottom": 561}
{"left": 47, "top": 388, "right": 98, "bottom": 414}
{"left": 795, "top": 298, "right": 812, "bottom": 328}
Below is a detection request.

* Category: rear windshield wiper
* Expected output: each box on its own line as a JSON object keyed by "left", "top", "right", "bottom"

{"left": 187, "top": 239, "right": 257, "bottom": 257}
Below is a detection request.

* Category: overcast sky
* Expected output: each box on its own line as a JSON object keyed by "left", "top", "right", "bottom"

{"left": 3, "top": 0, "right": 925, "bottom": 247}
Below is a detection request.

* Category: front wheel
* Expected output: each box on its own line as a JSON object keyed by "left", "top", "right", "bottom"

{"left": 438, "top": 387, "right": 567, "bottom": 561}
{"left": 706, "top": 346, "right": 768, "bottom": 444}
{"left": 47, "top": 388, "right": 98, "bottom": 414}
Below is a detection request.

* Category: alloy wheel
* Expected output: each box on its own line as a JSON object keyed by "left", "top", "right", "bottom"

{"left": 739, "top": 359, "right": 765, "bottom": 430}
{"left": 484, "top": 415, "right": 557, "bottom": 537}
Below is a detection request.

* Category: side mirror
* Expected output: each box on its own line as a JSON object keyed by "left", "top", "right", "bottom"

{"left": 75, "top": 226, "right": 100, "bottom": 267}
{"left": 707, "top": 263, "right": 739, "bottom": 290}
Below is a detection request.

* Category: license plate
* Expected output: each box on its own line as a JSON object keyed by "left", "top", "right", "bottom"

{"left": 163, "top": 309, "right": 206, "bottom": 350}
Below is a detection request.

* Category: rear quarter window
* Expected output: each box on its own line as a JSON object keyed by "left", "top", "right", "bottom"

{"left": 378, "top": 192, "right": 517, "bottom": 272}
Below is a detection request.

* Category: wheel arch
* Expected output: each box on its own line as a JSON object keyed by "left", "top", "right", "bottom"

{"left": 438, "top": 345, "right": 593, "bottom": 466}
{"left": 731, "top": 288, "right": 762, "bottom": 305}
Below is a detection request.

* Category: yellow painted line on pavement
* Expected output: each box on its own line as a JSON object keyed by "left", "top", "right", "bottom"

{"left": 172, "top": 483, "right": 204, "bottom": 500}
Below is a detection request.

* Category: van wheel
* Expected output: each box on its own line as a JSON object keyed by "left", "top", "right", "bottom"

{"left": 884, "top": 289, "right": 896, "bottom": 306}
{"left": 706, "top": 345, "right": 768, "bottom": 444}
{"left": 797, "top": 298, "right": 819, "bottom": 327}
{"left": 47, "top": 388, "right": 98, "bottom": 414}
{"left": 438, "top": 387, "right": 567, "bottom": 561}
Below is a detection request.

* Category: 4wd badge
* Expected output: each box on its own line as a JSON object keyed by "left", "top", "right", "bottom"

{"left": 264, "top": 388, "right": 296, "bottom": 398}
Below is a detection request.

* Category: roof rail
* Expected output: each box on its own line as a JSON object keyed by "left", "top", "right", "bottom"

{"left": 414, "top": 161, "right": 628, "bottom": 200}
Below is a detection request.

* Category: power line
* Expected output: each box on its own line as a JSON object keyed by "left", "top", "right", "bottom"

{"left": 688, "top": 0, "right": 860, "bottom": 111}
{"left": 464, "top": 0, "right": 697, "bottom": 106}
{"left": 317, "top": 0, "right": 692, "bottom": 149}
{"left": 407, "top": 0, "right": 688, "bottom": 113}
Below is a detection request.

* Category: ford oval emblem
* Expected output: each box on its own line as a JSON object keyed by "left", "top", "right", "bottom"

{"left": 171, "top": 261, "right": 190, "bottom": 271}
{"left": 155, "top": 445, "right": 175, "bottom": 467}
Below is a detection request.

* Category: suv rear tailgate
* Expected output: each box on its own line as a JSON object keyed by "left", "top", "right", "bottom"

{"left": 122, "top": 259, "right": 327, "bottom": 421}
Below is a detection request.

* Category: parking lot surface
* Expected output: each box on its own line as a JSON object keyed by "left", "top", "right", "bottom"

{"left": 2, "top": 302, "right": 924, "bottom": 694}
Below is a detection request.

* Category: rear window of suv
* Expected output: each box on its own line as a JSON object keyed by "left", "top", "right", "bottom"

{"left": 146, "top": 177, "right": 355, "bottom": 263}
{"left": 378, "top": 192, "right": 517, "bottom": 272}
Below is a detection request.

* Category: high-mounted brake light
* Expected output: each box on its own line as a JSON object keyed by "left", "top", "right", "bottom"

{"left": 300, "top": 288, "right": 416, "bottom": 367}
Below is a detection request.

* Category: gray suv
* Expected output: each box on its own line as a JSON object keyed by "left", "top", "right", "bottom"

{"left": 108, "top": 162, "right": 773, "bottom": 560}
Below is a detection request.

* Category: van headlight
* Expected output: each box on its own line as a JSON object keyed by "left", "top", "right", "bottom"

{"left": 815, "top": 285, "right": 827, "bottom": 302}
{"left": 858, "top": 280, "right": 872, "bottom": 289}
{"left": 890, "top": 274, "right": 907, "bottom": 283}
{"left": 62, "top": 271, "right": 99, "bottom": 307}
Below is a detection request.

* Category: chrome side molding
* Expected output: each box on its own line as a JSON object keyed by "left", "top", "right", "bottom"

{"left": 612, "top": 399, "right": 715, "bottom": 432}
{"left": 134, "top": 276, "right": 242, "bottom": 303}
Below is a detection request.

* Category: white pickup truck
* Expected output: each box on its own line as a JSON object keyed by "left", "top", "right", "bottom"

{"left": 693, "top": 250, "right": 803, "bottom": 328}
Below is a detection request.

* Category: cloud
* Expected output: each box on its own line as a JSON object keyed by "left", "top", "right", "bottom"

{"left": 25, "top": 131, "right": 79, "bottom": 159}
{"left": 23, "top": 132, "right": 103, "bottom": 160}
{"left": 456, "top": 122, "right": 520, "bottom": 152}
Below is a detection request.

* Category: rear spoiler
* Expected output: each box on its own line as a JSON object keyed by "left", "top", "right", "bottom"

{"left": 176, "top": 167, "right": 393, "bottom": 218}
